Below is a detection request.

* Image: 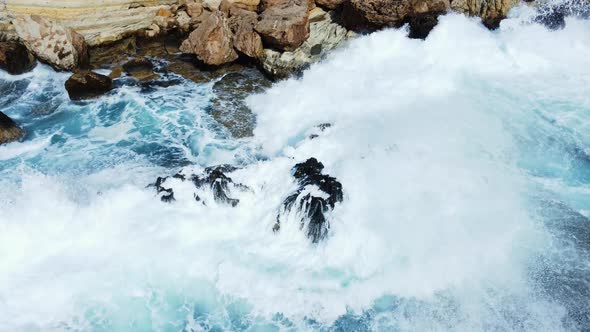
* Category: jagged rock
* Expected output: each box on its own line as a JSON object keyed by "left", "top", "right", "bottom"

{"left": 342, "top": 0, "right": 450, "bottom": 36}
{"left": 12, "top": 15, "right": 89, "bottom": 71}
{"left": 65, "top": 71, "right": 114, "bottom": 100}
{"left": 151, "top": 176, "right": 176, "bottom": 202}
{"left": 260, "top": 8, "right": 350, "bottom": 78}
{"left": 225, "top": 5, "right": 264, "bottom": 59}
{"left": 0, "top": 111, "right": 24, "bottom": 145}
{"left": 260, "top": 0, "right": 314, "bottom": 11}
{"left": 0, "top": 41, "right": 36, "bottom": 75}
{"left": 533, "top": 0, "right": 590, "bottom": 30}
{"left": 275, "top": 158, "right": 343, "bottom": 243}
{"left": 176, "top": 11, "right": 193, "bottom": 32}
{"left": 451, "top": 0, "right": 520, "bottom": 29}
{"left": 122, "top": 56, "right": 159, "bottom": 81}
{"left": 256, "top": 0, "right": 311, "bottom": 51}
{"left": 180, "top": 11, "right": 239, "bottom": 65}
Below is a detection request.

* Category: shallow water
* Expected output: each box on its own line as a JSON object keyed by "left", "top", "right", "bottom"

{"left": 1, "top": 4, "right": 590, "bottom": 332}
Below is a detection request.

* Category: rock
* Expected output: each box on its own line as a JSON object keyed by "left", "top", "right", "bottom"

{"left": 180, "top": 11, "right": 239, "bottom": 65}
{"left": 176, "top": 11, "right": 192, "bottom": 33}
{"left": 0, "top": 111, "right": 24, "bottom": 145}
{"left": 451, "top": 0, "right": 520, "bottom": 29}
{"left": 256, "top": 0, "right": 311, "bottom": 51}
{"left": 225, "top": 5, "right": 264, "bottom": 59}
{"left": 3, "top": 1, "right": 179, "bottom": 46}
{"left": 260, "top": 8, "right": 349, "bottom": 78}
{"left": 533, "top": 0, "right": 590, "bottom": 30}
{"left": 12, "top": 15, "right": 89, "bottom": 71}
{"left": 315, "top": 0, "right": 346, "bottom": 10}
{"left": 122, "top": 57, "right": 159, "bottom": 81}
{"left": 261, "top": 0, "right": 314, "bottom": 11}
{"left": 64, "top": 71, "right": 114, "bottom": 100}
{"left": 211, "top": 68, "right": 271, "bottom": 138}
{"left": 185, "top": 1, "right": 205, "bottom": 17}
{"left": 0, "top": 41, "right": 36, "bottom": 75}
{"left": 342, "top": 0, "right": 450, "bottom": 34}
{"left": 274, "top": 158, "right": 343, "bottom": 243}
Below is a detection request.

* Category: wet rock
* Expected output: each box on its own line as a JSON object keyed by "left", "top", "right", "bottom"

{"left": 260, "top": 7, "right": 350, "bottom": 78}
{"left": 180, "top": 11, "right": 239, "bottom": 65}
{"left": 342, "top": 0, "right": 449, "bottom": 35}
{"left": 533, "top": 0, "right": 590, "bottom": 30}
{"left": 149, "top": 176, "right": 176, "bottom": 203}
{"left": 256, "top": 0, "right": 311, "bottom": 51}
{"left": 13, "top": 15, "right": 89, "bottom": 71}
{"left": 0, "top": 111, "right": 24, "bottom": 145}
{"left": 451, "top": 0, "right": 520, "bottom": 29}
{"left": 0, "top": 41, "right": 36, "bottom": 75}
{"left": 65, "top": 71, "right": 114, "bottom": 100}
{"left": 275, "top": 158, "right": 343, "bottom": 243}
{"left": 122, "top": 56, "right": 159, "bottom": 81}
{"left": 211, "top": 68, "right": 271, "bottom": 138}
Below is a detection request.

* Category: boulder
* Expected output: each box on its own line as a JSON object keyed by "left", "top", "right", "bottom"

{"left": 0, "top": 111, "right": 24, "bottom": 145}
{"left": 122, "top": 57, "right": 159, "bottom": 81}
{"left": 256, "top": 0, "right": 311, "bottom": 51}
{"left": 315, "top": 0, "right": 346, "bottom": 10}
{"left": 12, "top": 15, "right": 89, "bottom": 71}
{"left": 342, "top": 0, "right": 450, "bottom": 34}
{"left": 274, "top": 158, "right": 343, "bottom": 243}
{"left": 451, "top": 0, "right": 520, "bottom": 29}
{"left": 180, "top": 11, "right": 239, "bottom": 65}
{"left": 0, "top": 41, "right": 36, "bottom": 75}
{"left": 260, "top": 8, "right": 350, "bottom": 78}
{"left": 225, "top": 5, "right": 264, "bottom": 59}
{"left": 64, "top": 71, "right": 113, "bottom": 100}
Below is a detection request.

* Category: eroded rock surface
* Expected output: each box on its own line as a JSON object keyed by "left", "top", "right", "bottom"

{"left": 180, "top": 11, "right": 239, "bottom": 65}
{"left": 0, "top": 41, "right": 36, "bottom": 75}
{"left": 65, "top": 71, "right": 114, "bottom": 100}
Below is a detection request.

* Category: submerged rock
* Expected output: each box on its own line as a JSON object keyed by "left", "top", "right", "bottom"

{"left": 0, "top": 41, "right": 36, "bottom": 75}
{"left": 13, "top": 15, "right": 89, "bottom": 71}
{"left": 0, "top": 111, "right": 24, "bottom": 145}
{"left": 275, "top": 158, "right": 343, "bottom": 243}
{"left": 64, "top": 71, "right": 113, "bottom": 100}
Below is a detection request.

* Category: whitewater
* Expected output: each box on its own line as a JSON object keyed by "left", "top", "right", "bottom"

{"left": 1, "top": 5, "right": 590, "bottom": 332}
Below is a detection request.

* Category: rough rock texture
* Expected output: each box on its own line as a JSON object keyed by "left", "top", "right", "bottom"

{"left": 0, "top": 41, "right": 36, "bottom": 75}
{"left": 180, "top": 11, "right": 239, "bottom": 65}
{"left": 342, "top": 0, "right": 450, "bottom": 31}
{"left": 275, "top": 158, "right": 344, "bottom": 243}
{"left": 3, "top": 0, "right": 178, "bottom": 46}
{"left": 226, "top": 6, "right": 264, "bottom": 59}
{"left": 0, "top": 111, "right": 24, "bottom": 145}
{"left": 12, "top": 15, "right": 89, "bottom": 71}
{"left": 315, "top": 0, "right": 346, "bottom": 10}
{"left": 451, "top": 0, "right": 521, "bottom": 28}
{"left": 65, "top": 71, "right": 114, "bottom": 100}
{"left": 256, "top": 0, "right": 311, "bottom": 51}
{"left": 260, "top": 8, "right": 350, "bottom": 78}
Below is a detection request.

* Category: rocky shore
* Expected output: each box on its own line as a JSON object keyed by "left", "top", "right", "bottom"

{"left": 0, "top": 0, "right": 585, "bottom": 145}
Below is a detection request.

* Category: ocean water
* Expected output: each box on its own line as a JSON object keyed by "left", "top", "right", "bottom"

{"left": 1, "top": 4, "right": 590, "bottom": 332}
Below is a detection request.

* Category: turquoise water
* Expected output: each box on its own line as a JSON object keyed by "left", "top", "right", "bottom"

{"left": 1, "top": 10, "right": 590, "bottom": 332}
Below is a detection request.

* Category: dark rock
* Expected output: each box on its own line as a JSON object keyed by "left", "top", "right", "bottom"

{"left": 0, "top": 111, "right": 25, "bottom": 145}
{"left": 407, "top": 13, "right": 440, "bottom": 39}
{"left": 149, "top": 176, "right": 176, "bottom": 203}
{"left": 275, "top": 158, "right": 343, "bottom": 243}
{"left": 65, "top": 71, "right": 114, "bottom": 101}
{"left": 122, "top": 56, "right": 159, "bottom": 81}
{"left": 533, "top": 0, "right": 590, "bottom": 30}
{"left": 0, "top": 41, "right": 36, "bottom": 75}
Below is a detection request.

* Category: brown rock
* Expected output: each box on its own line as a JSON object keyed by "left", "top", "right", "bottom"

{"left": 0, "top": 112, "right": 24, "bottom": 145}
{"left": 186, "top": 1, "right": 204, "bottom": 17}
{"left": 180, "top": 11, "right": 238, "bottom": 65}
{"left": 65, "top": 71, "right": 114, "bottom": 100}
{"left": 256, "top": 0, "right": 310, "bottom": 51}
{"left": 261, "top": 0, "right": 314, "bottom": 11}
{"left": 225, "top": 5, "right": 264, "bottom": 59}
{"left": 156, "top": 8, "right": 174, "bottom": 18}
{"left": 71, "top": 30, "right": 90, "bottom": 69}
{"left": 122, "top": 56, "right": 159, "bottom": 81}
{"left": 315, "top": 0, "right": 345, "bottom": 10}
{"left": 451, "top": 0, "right": 520, "bottom": 29}
{"left": 0, "top": 41, "right": 36, "bottom": 75}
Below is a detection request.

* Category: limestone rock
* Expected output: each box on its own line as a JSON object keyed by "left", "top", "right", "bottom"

{"left": 65, "top": 71, "right": 114, "bottom": 100}
{"left": 0, "top": 41, "right": 36, "bottom": 75}
{"left": 0, "top": 111, "right": 24, "bottom": 145}
{"left": 226, "top": 6, "right": 264, "bottom": 59}
{"left": 13, "top": 15, "right": 89, "bottom": 71}
{"left": 315, "top": 0, "right": 346, "bottom": 10}
{"left": 260, "top": 8, "right": 349, "bottom": 78}
{"left": 451, "top": 0, "right": 521, "bottom": 28}
{"left": 256, "top": 0, "right": 311, "bottom": 51}
{"left": 180, "top": 11, "right": 238, "bottom": 65}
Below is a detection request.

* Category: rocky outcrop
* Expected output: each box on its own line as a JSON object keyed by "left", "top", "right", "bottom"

{"left": 3, "top": 0, "right": 178, "bottom": 46}
{"left": 451, "top": 0, "right": 521, "bottom": 28}
{"left": 256, "top": 0, "right": 310, "bottom": 51}
{"left": 0, "top": 111, "right": 24, "bottom": 145}
{"left": 0, "top": 41, "right": 36, "bottom": 75}
{"left": 65, "top": 71, "right": 114, "bottom": 100}
{"left": 12, "top": 15, "right": 89, "bottom": 71}
{"left": 274, "top": 158, "right": 343, "bottom": 243}
{"left": 180, "top": 11, "right": 239, "bottom": 65}
{"left": 226, "top": 5, "right": 264, "bottom": 59}
{"left": 315, "top": 0, "right": 345, "bottom": 10}
{"left": 260, "top": 7, "right": 350, "bottom": 77}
